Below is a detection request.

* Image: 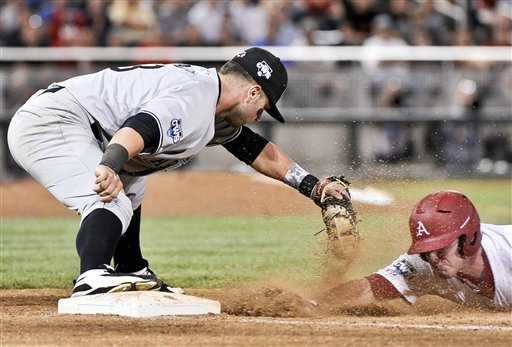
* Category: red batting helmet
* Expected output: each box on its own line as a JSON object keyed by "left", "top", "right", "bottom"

{"left": 407, "top": 190, "right": 481, "bottom": 256}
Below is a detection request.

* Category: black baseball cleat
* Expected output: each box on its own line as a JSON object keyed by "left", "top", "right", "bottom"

{"left": 71, "top": 264, "right": 162, "bottom": 297}
{"left": 131, "top": 267, "right": 185, "bottom": 294}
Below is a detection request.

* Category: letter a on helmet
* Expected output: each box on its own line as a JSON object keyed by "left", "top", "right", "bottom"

{"left": 407, "top": 190, "right": 481, "bottom": 256}
{"left": 416, "top": 221, "right": 431, "bottom": 236}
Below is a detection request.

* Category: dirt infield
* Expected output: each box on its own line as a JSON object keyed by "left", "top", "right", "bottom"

{"left": 1, "top": 172, "right": 511, "bottom": 346}
{"left": 2, "top": 288, "right": 511, "bottom": 346}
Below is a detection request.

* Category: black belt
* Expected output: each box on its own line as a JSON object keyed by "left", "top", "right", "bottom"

{"left": 90, "top": 119, "right": 112, "bottom": 144}
{"left": 40, "top": 86, "right": 64, "bottom": 95}
{"left": 90, "top": 121, "right": 103, "bottom": 143}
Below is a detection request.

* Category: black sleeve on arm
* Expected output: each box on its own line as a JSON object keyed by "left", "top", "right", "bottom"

{"left": 121, "top": 112, "right": 160, "bottom": 154}
{"left": 222, "top": 126, "right": 269, "bottom": 165}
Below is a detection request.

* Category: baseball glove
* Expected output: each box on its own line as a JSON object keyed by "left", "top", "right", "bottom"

{"left": 312, "top": 176, "right": 360, "bottom": 261}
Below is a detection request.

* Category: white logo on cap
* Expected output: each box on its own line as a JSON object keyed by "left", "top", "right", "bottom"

{"left": 416, "top": 221, "right": 431, "bottom": 237}
{"left": 256, "top": 61, "right": 273, "bottom": 79}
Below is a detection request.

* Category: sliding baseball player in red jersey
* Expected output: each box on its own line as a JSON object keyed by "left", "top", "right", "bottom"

{"left": 8, "top": 47, "right": 351, "bottom": 297}
{"left": 321, "top": 190, "right": 511, "bottom": 311}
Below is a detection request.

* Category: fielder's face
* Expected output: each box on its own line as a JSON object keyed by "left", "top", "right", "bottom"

{"left": 423, "top": 239, "right": 464, "bottom": 278}
{"left": 224, "top": 85, "right": 270, "bottom": 128}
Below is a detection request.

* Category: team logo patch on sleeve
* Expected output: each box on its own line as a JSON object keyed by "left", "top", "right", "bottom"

{"left": 166, "top": 119, "right": 183, "bottom": 144}
{"left": 387, "top": 259, "right": 416, "bottom": 280}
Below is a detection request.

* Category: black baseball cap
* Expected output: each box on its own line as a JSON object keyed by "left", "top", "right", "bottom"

{"left": 232, "top": 47, "right": 288, "bottom": 123}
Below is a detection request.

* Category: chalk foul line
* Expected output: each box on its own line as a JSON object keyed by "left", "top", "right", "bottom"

{"left": 235, "top": 317, "right": 512, "bottom": 332}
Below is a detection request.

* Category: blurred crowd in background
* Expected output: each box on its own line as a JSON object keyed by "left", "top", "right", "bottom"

{"left": 1, "top": 0, "right": 511, "bottom": 177}
{"left": 1, "top": 0, "right": 511, "bottom": 48}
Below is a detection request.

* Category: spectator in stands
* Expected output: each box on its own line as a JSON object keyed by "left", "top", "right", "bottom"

{"left": 485, "top": 13, "right": 512, "bottom": 46}
{"left": 257, "top": 1, "right": 305, "bottom": 46}
{"left": 467, "top": 0, "right": 512, "bottom": 45}
{"left": 408, "top": 26, "right": 433, "bottom": 47}
{"left": 0, "top": 0, "right": 508, "bottom": 49}
{"left": 107, "top": 0, "right": 157, "bottom": 47}
{"left": 47, "top": 0, "right": 94, "bottom": 47}
{"left": 386, "top": 0, "right": 417, "bottom": 43}
{"left": 340, "top": 0, "right": 383, "bottom": 45}
{"left": 427, "top": 79, "right": 484, "bottom": 170}
{"left": 362, "top": 14, "right": 414, "bottom": 163}
{"left": 228, "top": 0, "right": 269, "bottom": 46}
{"left": 185, "top": 0, "right": 235, "bottom": 46}
{"left": 0, "top": 0, "right": 23, "bottom": 46}
{"left": 292, "top": 0, "right": 344, "bottom": 45}
{"left": 336, "top": 20, "right": 363, "bottom": 46}
{"left": 1, "top": 3, "right": 50, "bottom": 114}
{"left": 411, "top": 0, "right": 456, "bottom": 46}
{"left": 452, "top": 28, "right": 494, "bottom": 69}
{"left": 85, "top": 0, "right": 111, "bottom": 47}
{"left": 443, "top": 79, "right": 483, "bottom": 172}
{"left": 3, "top": 63, "right": 40, "bottom": 111}
{"left": 154, "top": 0, "right": 193, "bottom": 46}
{"left": 373, "top": 78, "right": 415, "bottom": 163}
{"left": 2, "top": 3, "right": 50, "bottom": 47}
{"left": 361, "top": 13, "right": 409, "bottom": 75}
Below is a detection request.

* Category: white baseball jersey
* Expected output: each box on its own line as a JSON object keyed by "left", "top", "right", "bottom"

{"left": 54, "top": 63, "right": 238, "bottom": 175}
{"left": 376, "top": 223, "right": 512, "bottom": 310}
{"left": 8, "top": 63, "right": 240, "bottom": 230}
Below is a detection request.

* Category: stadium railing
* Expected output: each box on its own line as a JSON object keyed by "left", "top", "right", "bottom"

{"left": 1, "top": 46, "right": 511, "bottom": 179}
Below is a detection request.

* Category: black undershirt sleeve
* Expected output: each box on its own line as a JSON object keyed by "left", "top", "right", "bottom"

{"left": 121, "top": 113, "right": 160, "bottom": 153}
{"left": 222, "top": 126, "right": 269, "bottom": 165}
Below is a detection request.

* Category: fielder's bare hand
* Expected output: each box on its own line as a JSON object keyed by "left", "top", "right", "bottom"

{"left": 94, "top": 164, "right": 123, "bottom": 202}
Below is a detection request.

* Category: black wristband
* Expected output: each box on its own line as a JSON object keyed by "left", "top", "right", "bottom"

{"left": 298, "top": 174, "right": 319, "bottom": 198}
{"left": 99, "top": 143, "right": 129, "bottom": 174}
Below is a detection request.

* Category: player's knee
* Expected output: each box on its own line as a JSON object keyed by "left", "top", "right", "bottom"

{"left": 81, "top": 194, "right": 133, "bottom": 234}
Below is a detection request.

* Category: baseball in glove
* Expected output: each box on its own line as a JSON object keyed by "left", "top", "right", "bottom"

{"left": 312, "top": 176, "right": 360, "bottom": 261}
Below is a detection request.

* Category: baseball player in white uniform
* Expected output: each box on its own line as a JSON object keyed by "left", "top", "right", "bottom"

{"left": 320, "top": 190, "right": 512, "bottom": 311}
{"left": 7, "top": 47, "right": 351, "bottom": 297}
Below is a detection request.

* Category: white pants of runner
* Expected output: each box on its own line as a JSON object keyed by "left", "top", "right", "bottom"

{"left": 7, "top": 88, "right": 145, "bottom": 233}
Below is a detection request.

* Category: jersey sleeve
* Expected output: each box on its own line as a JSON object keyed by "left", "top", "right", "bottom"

{"left": 366, "top": 274, "right": 402, "bottom": 300}
{"left": 138, "top": 85, "right": 216, "bottom": 155}
{"left": 374, "top": 254, "right": 430, "bottom": 304}
{"left": 480, "top": 224, "right": 512, "bottom": 308}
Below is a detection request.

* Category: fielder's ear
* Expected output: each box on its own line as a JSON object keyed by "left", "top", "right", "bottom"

{"left": 248, "top": 85, "right": 263, "bottom": 99}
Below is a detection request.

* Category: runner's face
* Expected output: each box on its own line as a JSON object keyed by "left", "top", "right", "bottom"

{"left": 423, "top": 239, "right": 464, "bottom": 277}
